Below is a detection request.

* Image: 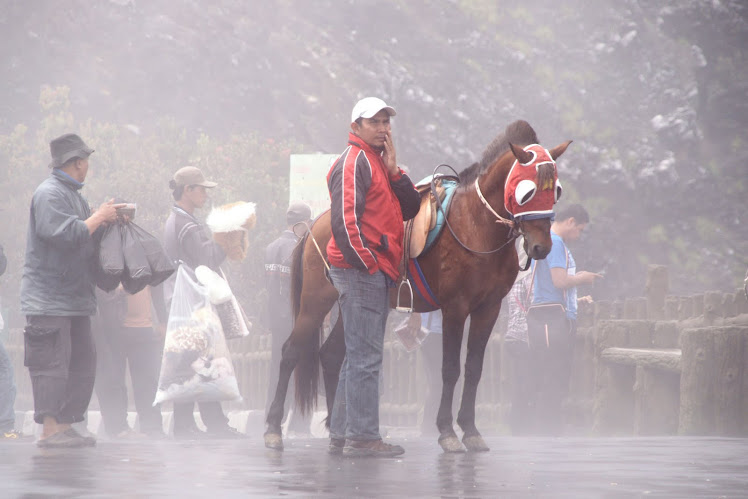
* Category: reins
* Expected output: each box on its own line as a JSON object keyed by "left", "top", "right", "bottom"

{"left": 431, "top": 164, "right": 523, "bottom": 257}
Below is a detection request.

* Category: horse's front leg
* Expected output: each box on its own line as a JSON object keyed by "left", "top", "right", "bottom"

{"left": 437, "top": 312, "right": 467, "bottom": 453}
{"left": 456, "top": 302, "right": 500, "bottom": 452}
{"left": 318, "top": 312, "right": 345, "bottom": 425}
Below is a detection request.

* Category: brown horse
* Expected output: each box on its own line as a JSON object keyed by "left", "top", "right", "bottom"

{"left": 265, "top": 120, "right": 571, "bottom": 452}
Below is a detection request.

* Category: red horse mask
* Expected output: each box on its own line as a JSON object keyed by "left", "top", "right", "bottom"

{"left": 503, "top": 144, "right": 562, "bottom": 220}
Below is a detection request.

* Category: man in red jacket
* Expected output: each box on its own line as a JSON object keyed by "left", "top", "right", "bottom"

{"left": 326, "top": 97, "right": 420, "bottom": 457}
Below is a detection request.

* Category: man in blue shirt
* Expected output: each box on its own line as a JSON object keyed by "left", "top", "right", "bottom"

{"left": 525, "top": 204, "right": 601, "bottom": 435}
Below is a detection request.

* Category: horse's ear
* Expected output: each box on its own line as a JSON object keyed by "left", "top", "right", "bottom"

{"left": 549, "top": 140, "right": 573, "bottom": 160}
{"left": 509, "top": 143, "right": 533, "bottom": 164}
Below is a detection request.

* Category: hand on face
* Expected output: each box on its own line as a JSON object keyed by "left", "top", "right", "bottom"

{"left": 382, "top": 131, "right": 398, "bottom": 175}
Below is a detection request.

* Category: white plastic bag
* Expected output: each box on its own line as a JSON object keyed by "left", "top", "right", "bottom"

{"left": 195, "top": 266, "right": 251, "bottom": 339}
{"left": 154, "top": 265, "right": 241, "bottom": 405}
{"left": 394, "top": 315, "right": 429, "bottom": 352}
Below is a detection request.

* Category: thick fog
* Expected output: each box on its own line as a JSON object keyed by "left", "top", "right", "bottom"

{"left": 1, "top": 0, "right": 747, "bottom": 305}
{"left": 0, "top": 2, "right": 747, "bottom": 496}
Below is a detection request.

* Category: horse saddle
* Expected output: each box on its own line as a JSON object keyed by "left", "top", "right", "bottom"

{"left": 406, "top": 175, "right": 459, "bottom": 258}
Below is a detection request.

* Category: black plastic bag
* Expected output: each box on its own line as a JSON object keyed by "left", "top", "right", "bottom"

{"left": 96, "top": 224, "right": 124, "bottom": 292}
{"left": 121, "top": 224, "right": 153, "bottom": 294}
{"left": 129, "top": 223, "right": 175, "bottom": 287}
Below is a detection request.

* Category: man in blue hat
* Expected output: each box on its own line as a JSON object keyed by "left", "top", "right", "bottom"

{"left": 21, "top": 133, "right": 123, "bottom": 448}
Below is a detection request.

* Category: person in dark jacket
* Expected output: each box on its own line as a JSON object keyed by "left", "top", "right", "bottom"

{"left": 264, "top": 201, "right": 313, "bottom": 436}
{"left": 20, "top": 133, "right": 122, "bottom": 448}
{"left": 162, "top": 166, "right": 243, "bottom": 439}
{"left": 326, "top": 97, "right": 420, "bottom": 457}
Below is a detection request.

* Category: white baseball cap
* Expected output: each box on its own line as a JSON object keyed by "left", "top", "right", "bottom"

{"left": 351, "top": 97, "right": 396, "bottom": 123}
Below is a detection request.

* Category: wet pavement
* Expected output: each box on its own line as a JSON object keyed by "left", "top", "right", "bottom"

{"left": 1, "top": 435, "right": 747, "bottom": 497}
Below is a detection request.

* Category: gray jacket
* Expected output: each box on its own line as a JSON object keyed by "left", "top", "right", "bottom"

{"left": 161, "top": 205, "right": 225, "bottom": 306}
{"left": 163, "top": 205, "right": 225, "bottom": 272}
{"left": 20, "top": 169, "right": 99, "bottom": 316}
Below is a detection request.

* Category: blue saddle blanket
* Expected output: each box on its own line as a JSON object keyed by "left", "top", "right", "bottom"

{"left": 419, "top": 176, "right": 458, "bottom": 254}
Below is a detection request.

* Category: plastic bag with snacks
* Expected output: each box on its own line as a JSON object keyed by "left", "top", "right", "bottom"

{"left": 394, "top": 314, "right": 429, "bottom": 352}
{"left": 195, "top": 266, "right": 251, "bottom": 339}
{"left": 153, "top": 265, "right": 241, "bottom": 405}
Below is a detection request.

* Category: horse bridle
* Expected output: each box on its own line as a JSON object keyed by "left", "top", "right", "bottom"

{"left": 431, "top": 166, "right": 527, "bottom": 267}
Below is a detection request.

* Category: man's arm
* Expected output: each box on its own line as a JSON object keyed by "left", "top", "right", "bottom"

{"left": 84, "top": 199, "right": 122, "bottom": 235}
{"left": 328, "top": 148, "right": 377, "bottom": 272}
{"left": 390, "top": 172, "right": 421, "bottom": 221}
{"left": 382, "top": 131, "right": 420, "bottom": 220}
{"left": 550, "top": 268, "right": 601, "bottom": 289}
{"left": 33, "top": 190, "right": 92, "bottom": 249}
{"left": 179, "top": 222, "right": 226, "bottom": 271}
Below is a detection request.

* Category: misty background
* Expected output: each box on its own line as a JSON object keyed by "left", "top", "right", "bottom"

{"left": 0, "top": 0, "right": 747, "bottom": 327}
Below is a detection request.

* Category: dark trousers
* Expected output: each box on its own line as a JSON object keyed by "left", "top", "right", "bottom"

{"left": 24, "top": 316, "right": 96, "bottom": 425}
{"left": 506, "top": 339, "right": 532, "bottom": 435}
{"left": 94, "top": 326, "right": 163, "bottom": 435}
{"left": 520, "top": 308, "right": 575, "bottom": 436}
{"left": 173, "top": 401, "right": 228, "bottom": 432}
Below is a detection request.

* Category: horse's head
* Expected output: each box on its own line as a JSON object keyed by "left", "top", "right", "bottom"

{"left": 507, "top": 140, "right": 572, "bottom": 260}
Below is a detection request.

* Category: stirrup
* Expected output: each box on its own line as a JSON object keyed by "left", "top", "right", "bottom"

{"left": 395, "top": 279, "right": 414, "bottom": 313}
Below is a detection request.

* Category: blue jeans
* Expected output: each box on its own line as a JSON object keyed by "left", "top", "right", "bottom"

{"left": 328, "top": 266, "right": 389, "bottom": 442}
{"left": 0, "top": 340, "right": 17, "bottom": 431}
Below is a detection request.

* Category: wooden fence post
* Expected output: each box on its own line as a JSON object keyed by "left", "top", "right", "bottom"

{"left": 712, "top": 327, "right": 744, "bottom": 436}
{"left": 645, "top": 264, "right": 668, "bottom": 321}
{"left": 633, "top": 365, "right": 680, "bottom": 435}
{"left": 692, "top": 294, "right": 704, "bottom": 317}
{"left": 679, "top": 328, "right": 715, "bottom": 435}
{"left": 704, "top": 292, "right": 724, "bottom": 324}
{"left": 678, "top": 296, "right": 694, "bottom": 320}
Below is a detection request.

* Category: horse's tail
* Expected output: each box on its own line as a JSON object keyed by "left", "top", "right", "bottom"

{"left": 290, "top": 233, "right": 307, "bottom": 321}
{"left": 291, "top": 232, "right": 322, "bottom": 416}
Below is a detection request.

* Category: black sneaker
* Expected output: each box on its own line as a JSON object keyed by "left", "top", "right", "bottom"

{"left": 205, "top": 426, "right": 246, "bottom": 439}
{"left": 37, "top": 429, "right": 90, "bottom": 448}
{"left": 328, "top": 438, "right": 345, "bottom": 455}
{"left": 342, "top": 439, "right": 404, "bottom": 458}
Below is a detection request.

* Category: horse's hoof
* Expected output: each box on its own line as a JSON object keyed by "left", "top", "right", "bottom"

{"left": 462, "top": 435, "right": 490, "bottom": 452}
{"left": 438, "top": 435, "right": 466, "bottom": 453}
{"left": 264, "top": 432, "right": 284, "bottom": 451}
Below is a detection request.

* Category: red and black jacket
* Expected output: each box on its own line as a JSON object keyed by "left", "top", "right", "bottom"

{"left": 326, "top": 133, "right": 420, "bottom": 280}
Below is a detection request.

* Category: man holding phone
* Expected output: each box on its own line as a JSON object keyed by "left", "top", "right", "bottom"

{"left": 326, "top": 97, "right": 420, "bottom": 457}
{"left": 525, "top": 203, "right": 602, "bottom": 435}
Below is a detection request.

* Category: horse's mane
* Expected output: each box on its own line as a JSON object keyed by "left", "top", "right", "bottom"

{"left": 458, "top": 120, "right": 539, "bottom": 184}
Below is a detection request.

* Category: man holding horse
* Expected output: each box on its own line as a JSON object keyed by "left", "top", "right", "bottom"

{"left": 326, "top": 97, "right": 420, "bottom": 457}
